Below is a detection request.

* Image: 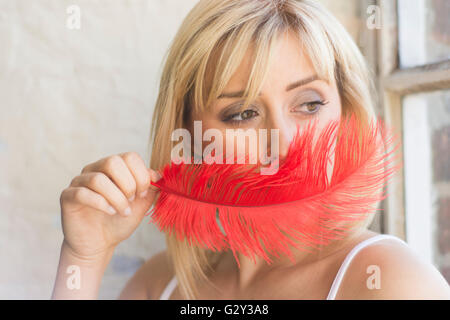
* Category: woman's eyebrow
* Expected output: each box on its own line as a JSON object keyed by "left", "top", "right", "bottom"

{"left": 218, "top": 74, "right": 319, "bottom": 99}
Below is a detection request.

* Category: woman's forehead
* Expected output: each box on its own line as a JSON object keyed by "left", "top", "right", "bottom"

{"left": 198, "top": 29, "right": 334, "bottom": 112}
{"left": 223, "top": 34, "right": 317, "bottom": 94}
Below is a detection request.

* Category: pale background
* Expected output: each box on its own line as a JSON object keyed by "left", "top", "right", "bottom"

{"left": 0, "top": 0, "right": 421, "bottom": 299}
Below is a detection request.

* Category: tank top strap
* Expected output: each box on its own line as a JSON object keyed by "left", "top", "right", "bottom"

{"left": 326, "top": 234, "right": 407, "bottom": 300}
{"left": 159, "top": 275, "right": 178, "bottom": 300}
{"left": 158, "top": 234, "right": 407, "bottom": 300}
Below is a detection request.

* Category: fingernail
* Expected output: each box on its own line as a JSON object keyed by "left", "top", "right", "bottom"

{"left": 124, "top": 207, "right": 132, "bottom": 216}
{"left": 140, "top": 190, "right": 148, "bottom": 198}
{"left": 107, "top": 206, "right": 116, "bottom": 215}
{"left": 128, "top": 194, "right": 135, "bottom": 202}
{"left": 151, "top": 170, "right": 162, "bottom": 182}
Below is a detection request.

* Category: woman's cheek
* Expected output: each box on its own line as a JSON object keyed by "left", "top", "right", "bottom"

{"left": 327, "top": 137, "right": 337, "bottom": 185}
{"left": 320, "top": 103, "right": 341, "bottom": 184}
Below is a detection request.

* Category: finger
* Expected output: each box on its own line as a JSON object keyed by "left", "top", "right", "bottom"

{"left": 89, "top": 155, "right": 137, "bottom": 202}
{"left": 120, "top": 152, "right": 151, "bottom": 199}
{"left": 146, "top": 169, "right": 162, "bottom": 207}
{"left": 148, "top": 169, "right": 162, "bottom": 192}
{"left": 71, "top": 172, "right": 132, "bottom": 217}
{"left": 61, "top": 187, "right": 117, "bottom": 216}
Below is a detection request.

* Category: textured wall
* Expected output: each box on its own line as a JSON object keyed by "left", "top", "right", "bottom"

{"left": 0, "top": 0, "right": 364, "bottom": 299}
{"left": 0, "top": 0, "right": 199, "bottom": 299}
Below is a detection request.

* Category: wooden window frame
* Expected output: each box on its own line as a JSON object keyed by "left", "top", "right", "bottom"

{"left": 373, "top": 0, "right": 450, "bottom": 249}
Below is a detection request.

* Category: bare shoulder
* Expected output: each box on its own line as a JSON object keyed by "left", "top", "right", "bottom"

{"left": 337, "top": 237, "right": 450, "bottom": 299}
{"left": 118, "top": 250, "right": 175, "bottom": 300}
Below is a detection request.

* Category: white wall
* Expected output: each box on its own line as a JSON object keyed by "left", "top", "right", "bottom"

{"left": 0, "top": 0, "right": 199, "bottom": 299}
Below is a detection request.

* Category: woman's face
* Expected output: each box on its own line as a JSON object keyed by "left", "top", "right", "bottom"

{"left": 188, "top": 31, "right": 342, "bottom": 174}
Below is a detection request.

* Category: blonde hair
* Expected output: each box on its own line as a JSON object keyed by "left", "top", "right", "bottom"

{"left": 149, "top": 0, "right": 378, "bottom": 299}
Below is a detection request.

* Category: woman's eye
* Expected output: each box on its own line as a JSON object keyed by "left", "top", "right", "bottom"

{"left": 293, "top": 100, "right": 329, "bottom": 116}
{"left": 225, "top": 109, "right": 258, "bottom": 123}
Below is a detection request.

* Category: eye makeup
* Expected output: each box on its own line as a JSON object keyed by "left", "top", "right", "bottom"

{"left": 219, "top": 103, "right": 260, "bottom": 124}
{"left": 218, "top": 88, "right": 330, "bottom": 125}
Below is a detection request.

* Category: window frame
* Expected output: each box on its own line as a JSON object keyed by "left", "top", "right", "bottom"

{"left": 374, "top": 0, "right": 450, "bottom": 258}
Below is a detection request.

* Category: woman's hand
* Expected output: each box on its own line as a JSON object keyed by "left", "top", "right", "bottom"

{"left": 59, "top": 152, "right": 161, "bottom": 260}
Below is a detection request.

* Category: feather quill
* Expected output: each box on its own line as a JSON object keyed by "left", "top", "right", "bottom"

{"left": 146, "top": 114, "right": 402, "bottom": 267}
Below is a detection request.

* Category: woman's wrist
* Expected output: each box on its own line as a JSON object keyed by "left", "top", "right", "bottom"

{"left": 61, "top": 239, "right": 116, "bottom": 268}
{"left": 51, "top": 240, "right": 116, "bottom": 299}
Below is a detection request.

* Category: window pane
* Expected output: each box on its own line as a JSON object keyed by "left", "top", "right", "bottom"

{"left": 398, "top": 0, "right": 450, "bottom": 68}
{"left": 402, "top": 89, "right": 450, "bottom": 283}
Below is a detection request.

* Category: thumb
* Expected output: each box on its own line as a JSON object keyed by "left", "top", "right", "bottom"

{"left": 137, "top": 169, "right": 162, "bottom": 216}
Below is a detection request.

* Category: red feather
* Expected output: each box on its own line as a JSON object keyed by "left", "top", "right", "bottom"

{"left": 146, "top": 114, "right": 402, "bottom": 267}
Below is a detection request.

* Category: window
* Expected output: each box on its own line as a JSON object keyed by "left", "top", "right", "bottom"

{"left": 377, "top": 0, "right": 450, "bottom": 282}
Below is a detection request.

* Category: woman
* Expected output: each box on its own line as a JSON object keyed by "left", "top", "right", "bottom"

{"left": 52, "top": 0, "right": 450, "bottom": 299}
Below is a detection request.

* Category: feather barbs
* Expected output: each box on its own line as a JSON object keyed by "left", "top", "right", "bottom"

{"left": 146, "top": 113, "right": 402, "bottom": 267}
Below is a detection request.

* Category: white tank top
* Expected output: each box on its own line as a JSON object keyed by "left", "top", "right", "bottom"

{"left": 159, "top": 234, "right": 407, "bottom": 300}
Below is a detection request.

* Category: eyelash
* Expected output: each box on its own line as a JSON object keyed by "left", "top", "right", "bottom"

{"left": 223, "top": 100, "right": 329, "bottom": 125}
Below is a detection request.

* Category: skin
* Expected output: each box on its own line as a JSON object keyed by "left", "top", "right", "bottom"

{"left": 52, "top": 31, "right": 450, "bottom": 300}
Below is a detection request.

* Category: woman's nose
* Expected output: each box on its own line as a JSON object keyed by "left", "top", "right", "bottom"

{"left": 264, "top": 113, "right": 297, "bottom": 162}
